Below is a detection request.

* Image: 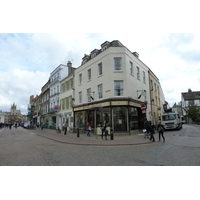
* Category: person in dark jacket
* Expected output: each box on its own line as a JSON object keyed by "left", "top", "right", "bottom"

{"left": 148, "top": 121, "right": 155, "bottom": 142}
{"left": 157, "top": 122, "right": 165, "bottom": 142}
{"left": 101, "top": 121, "right": 107, "bottom": 140}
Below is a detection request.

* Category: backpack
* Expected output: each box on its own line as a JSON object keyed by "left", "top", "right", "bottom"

{"left": 158, "top": 126, "right": 164, "bottom": 133}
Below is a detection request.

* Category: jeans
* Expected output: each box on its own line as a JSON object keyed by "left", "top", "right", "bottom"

{"left": 149, "top": 131, "right": 155, "bottom": 141}
{"left": 87, "top": 130, "right": 90, "bottom": 136}
{"left": 159, "top": 132, "right": 165, "bottom": 141}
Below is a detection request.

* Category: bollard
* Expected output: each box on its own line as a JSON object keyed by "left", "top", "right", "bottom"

{"left": 77, "top": 128, "right": 80, "bottom": 137}
{"left": 110, "top": 128, "right": 114, "bottom": 140}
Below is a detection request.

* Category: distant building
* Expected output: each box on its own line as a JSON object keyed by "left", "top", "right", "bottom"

{"left": 4, "top": 103, "right": 24, "bottom": 123}
{"left": 181, "top": 88, "right": 200, "bottom": 123}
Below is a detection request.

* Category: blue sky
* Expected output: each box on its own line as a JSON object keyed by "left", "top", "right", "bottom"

{"left": 1, "top": 1, "right": 200, "bottom": 115}
{"left": 1, "top": 32, "right": 200, "bottom": 115}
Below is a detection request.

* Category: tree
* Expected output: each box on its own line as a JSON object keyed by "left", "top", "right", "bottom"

{"left": 184, "top": 104, "right": 200, "bottom": 123}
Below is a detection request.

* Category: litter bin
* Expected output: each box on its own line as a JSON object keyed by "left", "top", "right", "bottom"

{"left": 110, "top": 128, "right": 114, "bottom": 140}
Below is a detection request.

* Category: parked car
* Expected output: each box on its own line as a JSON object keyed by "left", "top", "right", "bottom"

{"left": 23, "top": 122, "right": 30, "bottom": 129}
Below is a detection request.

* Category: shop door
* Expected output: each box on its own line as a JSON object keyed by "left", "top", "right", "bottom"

{"left": 113, "top": 107, "right": 127, "bottom": 131}
{"left": 87, "top": 110, "right": 94, "bottom": 128}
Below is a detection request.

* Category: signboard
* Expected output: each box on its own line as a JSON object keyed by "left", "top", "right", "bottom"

{"left": 54, "top": 105, "right": 60, "bottom": 111}
{"left": 141, "top": 105, "right": 146, "bottom": 111}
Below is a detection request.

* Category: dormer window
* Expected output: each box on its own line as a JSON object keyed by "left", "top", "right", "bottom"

{"left": 101, "top": 41, "right": 110, "bottom": 51}
{"left": 90, "top": 49, "right": 99, "bottom": 58}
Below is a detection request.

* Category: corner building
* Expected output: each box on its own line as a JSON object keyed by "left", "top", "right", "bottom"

{"left": 73, "top": 40, "right": 163, "bottom": 133}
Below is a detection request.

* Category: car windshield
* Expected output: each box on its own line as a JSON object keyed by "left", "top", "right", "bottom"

{"left": 162, "top": 114, "right": 176, "bottom": 121}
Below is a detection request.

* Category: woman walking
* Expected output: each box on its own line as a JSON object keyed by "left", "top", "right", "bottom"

{"left": 157, "top": 122, "right": 165, "bottom": 143}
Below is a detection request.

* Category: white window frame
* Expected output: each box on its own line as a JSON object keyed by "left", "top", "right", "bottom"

{"left": 114, "top": 57, "right": 122, "bottom": 71}
{"left": 98, "top": 84, "right": 103, "bottom": 99}
{"left": 130, "top": 62, "right": 133, "bottom": 75}
{"left": 114, "top": 81, "right": 123, "bottom": 96}
{"left": 136, "top": 66, "right": 140, "bottom": 80}
{"left": 79, "top": 74, "right": 82, "bottom": 85}
{"left": 87, "top": 88, "right": 91, "bottom": 102}
{"left": 98, "top": 63, "right": 103, "bottom": 76}
{"left": 143, "top": 71, "right": 146, "bottom": 83}
{"left": 88, "top": 69, "right": 91, "bottom": 81}
{"left": 79, "top": 91, "right": 82, "bottom": 104}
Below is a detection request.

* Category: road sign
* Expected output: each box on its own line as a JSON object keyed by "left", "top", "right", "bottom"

{"left": 141, "top": 105, "right": 146, "bottom": 110}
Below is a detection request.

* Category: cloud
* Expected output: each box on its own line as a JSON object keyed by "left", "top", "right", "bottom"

{"left": 0, "top": 69, "right": 49, "bottom": 114}
{"left": 160, "top": 33, "right": 200, "bottom": 63}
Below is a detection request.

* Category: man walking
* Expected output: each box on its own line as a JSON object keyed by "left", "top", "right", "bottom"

{"left": 148, "top": 122, "right": 155, "bottom": 142}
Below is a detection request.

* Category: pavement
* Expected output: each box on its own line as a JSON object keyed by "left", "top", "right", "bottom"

{"left": 32, "top": 128, "right": 152, "bottom": 146}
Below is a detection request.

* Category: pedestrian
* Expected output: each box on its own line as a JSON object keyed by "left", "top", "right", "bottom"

{"left": 144, "top": 118, "right": 149, "bottom": 138}
{"left": 157, "top": 122, "right": 165, "bottom": 143}
{"left": 86, "top": 122, "right": 91, "bottom": 137}
{"left": 63, "top": 122, "right": 68, "bottom": 135}
{"left": 148, "top": 121, "right": 155, "bottom": 142}
{"left": 101, "top": 121, "right": 107, "bottom": 140}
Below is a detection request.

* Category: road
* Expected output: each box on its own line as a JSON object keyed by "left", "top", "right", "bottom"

{"left": 0, "top": 124, "right": 200, "bottom": 166}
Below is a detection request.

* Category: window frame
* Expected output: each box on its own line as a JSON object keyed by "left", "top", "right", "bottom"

{"left": 98, "top": 84, "right": 103, "bottom": 99}
{"left": 114, "top": 81, "right": 124, "bottom": 96}
{"left": 88, "top": 69, "right": 91, "bottom": 81}
{"left": 114, "top": 57, "right": 122, "bottom": 71}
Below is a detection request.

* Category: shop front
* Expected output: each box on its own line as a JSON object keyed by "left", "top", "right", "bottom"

{"left": 73, "top": 98, "right": 144, "bottom": 134}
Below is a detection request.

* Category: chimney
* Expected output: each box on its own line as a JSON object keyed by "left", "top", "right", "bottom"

{"left": 67, "top": 61, "right": 72, "bottom": 74}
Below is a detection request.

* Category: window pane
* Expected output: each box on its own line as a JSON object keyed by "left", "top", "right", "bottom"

{"left": 98, "top": 63, "right": 102, "bottom": 75}
{"left": 114, "top": 58, "right": 122, "bottom": 70}
{"left": 114, "top": 81, "right": 123, "bottom": 96}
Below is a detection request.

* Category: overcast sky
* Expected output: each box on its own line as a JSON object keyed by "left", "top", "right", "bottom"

{"left": 1, "top": 33, "right": 200, "bottom": 114}
{"left": 1, "top": 1, "right": 200, "bottom": 115}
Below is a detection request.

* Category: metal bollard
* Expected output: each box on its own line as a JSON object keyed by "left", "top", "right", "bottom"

{"left": 77, "top": 128, "right": 80, "bottom": 137}
{"left": 110, "top": 128, "right": 114, "bottom": 140}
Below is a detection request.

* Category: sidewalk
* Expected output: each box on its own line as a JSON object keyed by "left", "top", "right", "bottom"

{"left": 33, "top": 128, "right": 152, "bottom": 146}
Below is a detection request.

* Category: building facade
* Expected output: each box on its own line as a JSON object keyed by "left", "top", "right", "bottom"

{"left": 58, "top": 61, "right": 75, "bottom": 130}
{"left": 148, "top": 69, "right": 164, "bottom": 125}
{"left": 182, "top": 89, "right": 200, "bottom": 123}
{"left": 48, "top": 64, "right": 69, "bottom": 128}
{"left": 73, "top": 40, "right": 165, "bottom": 133}
{"left": 40, "top": 80, "right": 50, "bottom": 128}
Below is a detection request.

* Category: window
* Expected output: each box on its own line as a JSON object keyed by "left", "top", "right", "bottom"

{"left": 98, "top": 63, "right": 102, "bottom": 75}
{"left": 79, "top": 91, "right": 82, "bottom": 103}
{"left": 143, "top": 71, "right": 146, "bottom": 83}
{"left": 98, "top": 84, "right": 103, "bottom": 99}
{"left": 79, "top": 74, "right": 82, "bottom": 85}
{"left": 157, "top": 86, "right": 160, "bottom": 94}
{"left": 130, "top": 62, "right": 133, "bottom": 75}
{"left": 87, "top": 88, "right": 92, "bottom": 102}
{"left": 114, "top": 81, "right": 123, "bottom": 96}
{"left": 136, "top": 67, "right": 140, "bottom": 79}
{"left": 114, "top": 57, "right": 122, "bottom": 71}
{"left": 88, "top": 69, "right": 91, "bottom": 81}
{"left": 150, "top": 80, "right": 153, "bottom": 90}
{"left": 154, "top": 83, "right": 157, "bottom": 91}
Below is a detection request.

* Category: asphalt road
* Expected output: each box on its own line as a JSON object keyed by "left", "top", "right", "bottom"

{"left": 0, "top": 124, "right": 200, "bottom": 166}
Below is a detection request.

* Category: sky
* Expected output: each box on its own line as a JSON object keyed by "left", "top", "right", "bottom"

{"left": 1, "top": 0, "right": 200, "bottom": 116}
{"left": 1, "top": 0, "right": 200, "bottom": 197}
{"left": 1, "top": 33, "right": 200, "bottom": 114}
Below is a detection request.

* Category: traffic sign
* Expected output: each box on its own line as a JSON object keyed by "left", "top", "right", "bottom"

{"left": 141, "top": 105, "right": 146, "bottom": 110}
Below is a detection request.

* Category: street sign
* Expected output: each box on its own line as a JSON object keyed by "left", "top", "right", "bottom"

{"left": 141, "top": 105, "right": 146, "bottom": 110}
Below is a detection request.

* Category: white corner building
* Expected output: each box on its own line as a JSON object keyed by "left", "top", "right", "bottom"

{"left": 73, "top": 40, "right": 163, "bottom": 133}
